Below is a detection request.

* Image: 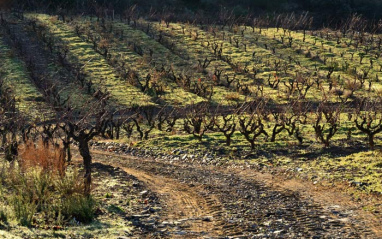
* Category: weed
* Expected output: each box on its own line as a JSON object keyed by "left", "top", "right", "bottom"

{"left": 107, "top": 204, "right": 124, "bottom": 215}
{"left": 0, "top": 141, "right": 96, "bottom": 227}
{"left": 54, "top": 167, "right": 85, "bottom": 197}
{"left": 18, "top": 140, "right": 66, "bottom": 176}
{"left": 61, "top": 196, "right": 96, "bottom": 223}
{"left": 12, "top": 194, "right": 36, "bottom": 227}
{"left": 0, "top": 207, "right": 8, "bottom": 225}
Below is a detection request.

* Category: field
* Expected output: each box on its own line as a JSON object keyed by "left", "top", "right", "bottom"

{"left": 0, "top": 10, "right": 382, "bottom": 238}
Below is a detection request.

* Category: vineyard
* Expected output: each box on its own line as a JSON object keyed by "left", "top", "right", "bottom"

{"left": 1, "top": 9, "right": 382, "bottom": 238}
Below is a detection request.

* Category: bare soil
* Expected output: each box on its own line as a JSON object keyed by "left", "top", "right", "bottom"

{"left": 119, "top": 166, "right": 224, "bottom": 237}
{"left": 92, "top": 150, "right": 382, "bottom": 238}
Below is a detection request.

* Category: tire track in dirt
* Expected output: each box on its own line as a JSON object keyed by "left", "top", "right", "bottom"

{"left": 99, "top": 161, "right": 225, "bottom": 238}
{"left": 92, "top": 150, "right": 379, "bottom": 238}
{"left": 235, "top": 168, "right": 382, "bottom": 238}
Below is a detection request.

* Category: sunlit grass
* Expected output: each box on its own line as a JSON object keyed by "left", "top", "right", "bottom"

{"left": 0, "top": 37, "right": 53, "bottom": 121}
{"left": 28, "top": 13, "right": 154, "bottom": 108}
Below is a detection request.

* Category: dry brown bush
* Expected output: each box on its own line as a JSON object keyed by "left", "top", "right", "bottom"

{"left": 18, "top": 140, "right": 66, "bottom": 177}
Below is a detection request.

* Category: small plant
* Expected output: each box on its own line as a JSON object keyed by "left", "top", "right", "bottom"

{"left": 12, "top": 194, "right": 36, "bottom": 227}
{"left": 0, "top": 141, "right": 96, "bottom": 227}
{"left": 61, "top": 195, "right": 96, "bottom": 223}
{"left": 313, "top": 102, "right": 342, "bottom": 147}
{"left": 107, "top": 204, "right": 124, "bottom": 215}
{"left": 354, "top": 99, "right": 382, "bottom": 149}
{"left": 183, "top": 103, "right": 214, "bottom": 142}
{"left": 0, "top": 207, "right": 8, "bottom": 225}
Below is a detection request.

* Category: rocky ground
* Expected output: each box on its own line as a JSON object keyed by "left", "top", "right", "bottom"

{"left": 89, "top": 141, "right": 382, "bottom": 238}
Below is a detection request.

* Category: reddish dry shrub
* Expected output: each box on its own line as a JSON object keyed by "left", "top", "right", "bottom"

{"left": 18, "top": 140, "right": 66, "bottom": 177}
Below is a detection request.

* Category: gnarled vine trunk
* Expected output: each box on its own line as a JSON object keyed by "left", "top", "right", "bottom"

{"left": 78, "top": 139, "right": 92, "bottom": 196}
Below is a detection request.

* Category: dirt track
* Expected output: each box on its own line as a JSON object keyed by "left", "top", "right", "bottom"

{"left": 92, "top": 150, "right": 382, "bottom": 238}
{"left": 120, "top": 166, "right": 224, "bottom": 236}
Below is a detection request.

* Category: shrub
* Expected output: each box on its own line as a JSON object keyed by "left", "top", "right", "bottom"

{"left": 11, "top": 194, "right": 36, "bottom": 227}
{"left": 61, "top": 195, "right": 96, "bottom": 223}
{"left": 0, "top": 206, "right": 8, "bottom": 225}
{"left": 0, "top": 141, "right": 96, "bottom": 226}
{"left": 18, "top": 140, "right": 66, "bottom": 176}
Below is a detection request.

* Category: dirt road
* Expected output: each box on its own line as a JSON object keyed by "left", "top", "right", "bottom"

{"left": 93, "top": 150, "right": 381, "bottom": 238}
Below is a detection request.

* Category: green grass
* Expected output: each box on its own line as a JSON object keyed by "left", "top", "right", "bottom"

{"left": 72, "top": 17, "right": 206, "bottom": 106}
{"left": 132, "top": 129, "right": 382, "bottom": 194}
{"left": 300, "top": 150, "right": 382, "bottom": 193}
{"left": 179, "top": 23, "right": 382, "bottom": 103}
{"left": 251, "top": 27, "right": 382, "bottom": 100}
{"left": 28, "top": 14, "right": 154, "bottom": 108}
{"left": 123, "top": 113, "right": 382, "bottom": 194}
{"left": 0, "top": 162, "right": 94, "bottom": 227}
{"left": 4, "top": 15, "right": 102, "bottom": 112}
{"left": 24, "top": 15, "right": 382, "bottom": 107}
{"left": 144, "top": 21, "right": 257, "bottom": 105}
{"left": 0, "top": 36, "right": 53, "bottom": 121}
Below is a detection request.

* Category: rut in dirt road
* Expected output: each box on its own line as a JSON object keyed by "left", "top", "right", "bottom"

{"left": 94, "top": 152, "right": 377, "bottom": 238}
{"left": 119, "top": 166, "right": 225, "bottom": 237}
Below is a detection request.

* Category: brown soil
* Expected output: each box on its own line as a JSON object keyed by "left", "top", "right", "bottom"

{"left": 236, "top": 168, "right": 382, "bottom": 237}
{"left": 92, "top": 150, "right": 382, "bottom": 238}
{"left": 119, "top": 166, "right": 224, "bottom": 237}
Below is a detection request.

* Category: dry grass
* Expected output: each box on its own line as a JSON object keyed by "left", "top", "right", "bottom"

{"left": 0, "top": 140, "right": 95, "bottom": 227}
{"left": 18, "top": 140, "right": 66, "bottom": 177}
{"left": 224, "top": 92, "right": 241, "bottom": 102}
